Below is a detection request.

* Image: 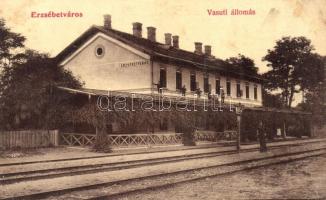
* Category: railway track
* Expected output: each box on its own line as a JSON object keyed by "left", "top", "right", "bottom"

{"left": 91, "top": 150, "right": 326, "bottom": 200}
{"left": 0, "top": 139, "right": 325, "bottom": 200}
{"left": 0, "top": 139, "right": 324, "bottom": 185}
{"left": 2, "top": 147, "right": 325, "bottom": 200}
{"left": 0, "top": 143, "right": 230, "bottom": 167}
{"left": 0, "top": 138, "right": 321, "bottom": 168}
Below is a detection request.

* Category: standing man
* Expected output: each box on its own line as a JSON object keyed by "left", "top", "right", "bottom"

{"left": 257, "top": 120, "right": 268, "bottom": 152}
{"left": 220, "top": 88, "right": 225, "bottom": 104}
{"left": 181, "top": 85, "right": 186, "bottom": 96}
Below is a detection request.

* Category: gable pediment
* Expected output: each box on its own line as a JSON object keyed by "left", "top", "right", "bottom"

{"left": 59, "top": 32, "right": 150, "bottom": 66}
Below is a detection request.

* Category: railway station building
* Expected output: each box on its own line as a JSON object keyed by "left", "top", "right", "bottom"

{"left": 55, "top": 14, "right": 263, "bottom": 108}
{"left": 53, "top": 14, "right": 311, "bottom": 145}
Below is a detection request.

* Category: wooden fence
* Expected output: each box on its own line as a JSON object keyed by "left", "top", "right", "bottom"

{"left": 194, "top": 130, "right": 237, "bottom": 142}
{"left": 61, "top": 133, "right": 183, "bottom": 147}
{"left": 0, "top": 130, "right": 59, "bottom": 149}
{"left": 60, "top": 131, "right": 237, "bottom": 147}
{"left": 0, "top": 130, "right": 237, "bottom": 149}
{"left": 61, "top": 133, "right": 96, "bottom": 146}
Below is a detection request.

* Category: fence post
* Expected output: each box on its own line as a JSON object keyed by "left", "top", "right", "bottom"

{"left": 236, "top": 115, "right": 241, "bottom": 152}
{"left": 282, "top": 121, "right": 287, "bottom": 139}
{"left": 0, "top": 132, "right": 3, "bottom": 150}
{"left": 235, "top": 104, "right": 244, "bottom": 152}
{"left": 54, "top": 130, "right": 60, "bottom": 146}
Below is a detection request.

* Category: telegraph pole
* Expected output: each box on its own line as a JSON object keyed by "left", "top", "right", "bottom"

{"left": 235, "top": 103, "right": 244, "bottom": 152}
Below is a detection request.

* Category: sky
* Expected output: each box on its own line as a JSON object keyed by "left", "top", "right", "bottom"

{"left": 1, "top": 0, "right": 325, "bottom": 105}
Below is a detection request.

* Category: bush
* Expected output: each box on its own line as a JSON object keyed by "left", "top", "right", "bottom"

{"left": 241, "top": 110, "right": 311, "bottom": 141}
{"left": 181, "top": 128, "right": 196, "bottom": 146}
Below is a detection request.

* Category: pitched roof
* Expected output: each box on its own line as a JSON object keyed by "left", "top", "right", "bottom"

{"left": 54, "top": 25, "right": 263, "bottom": 83}
{"left": 243, "top": 106, "right": 311, "bottom": 115}
{"left": 57, "top": 86, "right": 310, "bottom": 115}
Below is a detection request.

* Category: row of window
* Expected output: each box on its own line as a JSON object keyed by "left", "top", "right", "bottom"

{"left": 159, "top": 68, "right": 258, "bottom": 100}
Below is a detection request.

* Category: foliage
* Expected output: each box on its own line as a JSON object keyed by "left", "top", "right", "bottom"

{"left": 262, "top": 36, "right": 323, "bottom": 108}
{"left": 0, "top": 18, "right": 25, "bottom": 67}
{"left": 296, "top": 53, "right": 324, "bottom": 91}
{"left": 262, "top": 89, "right": 283, "bottom": 108}
{"left": 66, "top": 102, "right": 112, "bottom": 152}
{"left": 295, "top": 56, "right": 325, "bottom": 128}
{"left": 0, "top": 19, "right": 82, "bottom": 130}
{"left": 297, "top": 80, "right": 325, "bottom": 128}
{"left": 208, "top": 110, "right": 237, "bottom": 132}
{"left": 0, "top": 50, "right": 82, "bottom": 130}
{"left": 241, "top": 110, "right": 311, "bottom": 141}
{"left": 66, "top": 96, "right": 240, "bottom": 148}
{"left": 66, "top": 97, "right": 175, "bottom": 150}
{"left": 226, "top": 54, "right": 258, "bottom": 75}
{"left": 173, "top": 111, "right": 197, "bottom": 146}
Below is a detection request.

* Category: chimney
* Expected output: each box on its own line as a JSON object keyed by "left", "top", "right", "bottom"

{"left": 172, "top": 35, "right": 179, "bottom": 48}
{"left": 204, "top": 45, "right": 211, "bottom": 56}
{"left": 147, "top": 27, "right": 156, "bottom": 42}
{"left": 103, "top": 14, "right": 111, "bottom": 30}
{"left": 194, "top": 42, "right": 203, "bottom": 54}
{"left": 164, "top": 33, "right": 172, "bottom": 46}
{"left": 132, "top": 22, "right": 142, "bottom": 37}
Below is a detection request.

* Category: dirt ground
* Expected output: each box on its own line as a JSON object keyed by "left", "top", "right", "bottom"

{"left": 117, "top": 155, "right": 326, "bottom": 200}
{"left": 1, "top": 138, "right": 323, "bottom": 164}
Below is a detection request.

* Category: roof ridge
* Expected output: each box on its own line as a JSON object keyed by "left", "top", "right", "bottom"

{"left": 94, "top": 25, "right": 226, "bottom": 62}
{"left": 55, "top": 25, "right": 263, "bottom": 82}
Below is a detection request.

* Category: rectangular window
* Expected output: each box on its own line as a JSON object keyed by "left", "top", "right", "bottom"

{"left": 254, "top": 85, "right": 258, "bottom": 100}
{"left": 226, "top": 80, "right": 231, "bottom": 96}
{"left": 204, "top": 76, "right": 209, "bottom": 93}
{"left": 176, "top": 71, "right": 182, "bottom": 90}
{"left": 190, "top": 73, "right": 196, "bottom": 91}
{"left": 159, "top": 68, "right": 167, "bottom": 88}
{"left": 215, "top": 79, "right": 220, "bottom": 95}
{"left": 245, "top": 83, "right": 249, "bottom": 99}
{"left": 236, "top": 82, "right": 241, "bottom": 97}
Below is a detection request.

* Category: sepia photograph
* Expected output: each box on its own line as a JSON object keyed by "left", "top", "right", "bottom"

{"left": 0, "top": 0, "right": 325, "bottom": 199}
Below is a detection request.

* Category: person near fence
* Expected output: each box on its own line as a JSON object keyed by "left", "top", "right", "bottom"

{"left": 181, "top": 85, "right": 186, "bottom": 96}
{"left": 257, "top": 120, "right": 268, "bottom": 152}
{"left": 220, "top": 89, "right": 225, "bottom": 104}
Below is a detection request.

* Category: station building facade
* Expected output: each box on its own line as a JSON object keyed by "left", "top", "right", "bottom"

{"left": 55, "top": 14, "right": 264, "bottom": 134}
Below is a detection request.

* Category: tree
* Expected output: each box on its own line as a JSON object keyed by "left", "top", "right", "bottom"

{"left": 262, "top": 89, "right": 283, "bottom": 108}
{"left": 0, "top": 18, "right": 25, "bottom": 68}
{"left": 226, "top": 54, "right": 258, "bottom": 75}
{"left": 297, "top": 53, "right": 324, "bottom": 97}
{"left": 262, "top": 36, "right": 321, "bottom": 108}
{"left": 299, "top": 87, "right": 325, "bottom": 118}
{"left": 297, "top": 72, "right": 325, "bottom": 128}
{"left": 67, "top": 102, "right": 112, "bottom": 152}
{"left": 0, "top": 50, "right": 82, "bottom": 130}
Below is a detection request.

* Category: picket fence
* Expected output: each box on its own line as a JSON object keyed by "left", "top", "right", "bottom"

{"left": 0, "top": 130, "right": 59, "bottom": 149}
